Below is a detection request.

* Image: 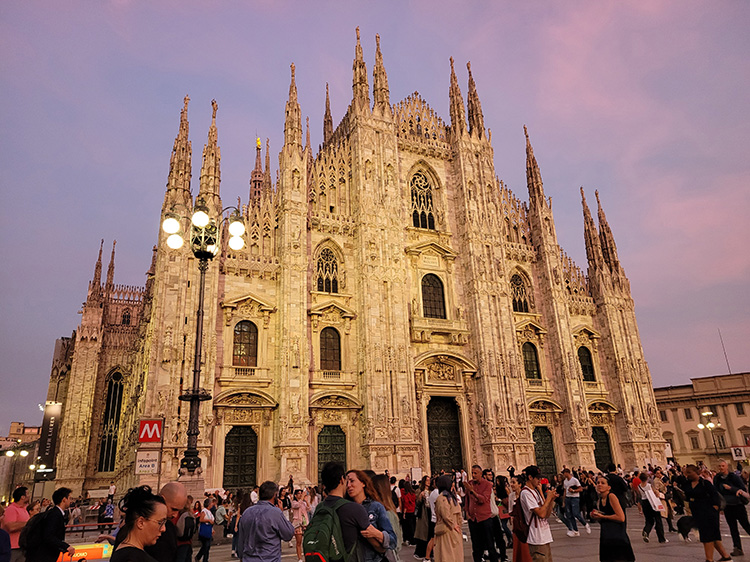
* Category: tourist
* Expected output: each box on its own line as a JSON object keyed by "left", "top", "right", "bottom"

{"left": 508, "top": 475, "right": 531, "bottom": 562}
{"left": 110, "top": 485, "right": 167, "bottom": 562}
{"left": 465, "top": 465, "right": 499, "bottom": 562}
{"left": 291, "top": 488, "right": 310, "bottom": 562}
{"left": 346, "top": 470, "right": 397, "bottom": 562}
{"left": 681, "top": 464, "right": 732, "bottom": 562}
{"left": 1, "top": 486, "right": 29, "bottom": 562}
{"left": 605, "top": 463, "right": 630, "bottom": 517}
{"left": 233, "top": 492, "right": 254, "bottom": 559}
{"left": 236, "top": 481, "right": 294, "bottom": 562}
{"left": 433, "top": 475, "right": 462, "bottom": 562}
{"left": 520, "top": 465, "right": 557, "bottom": 562}
{"left": 483, "top": 468, "right": 508, "bottom": 562}
{"left": 562, "top": 468, "right": 590, "bottom": 537}
{"left": 0, "top": 506, "right": 10, "bottom": 562}
{"left": 651, "top": 468, "right": 676, "bottom": 533}
{"left": 714, "top": 459, "right": 750, "bottom": 556}
{"left": 495, "top": 475, "right": 513, "bottom": 549}
{"left": 175, "top": 497, "right": 196, "bottom": 562}
{"left": 636, "top": 472, "right": 666, "bottom": 544}
{"left": 371, "top": 473, "right": 403, "bottom": 555}
{"left": 400, "top": 479, "right": 417, "bottom": 545}
{"left": 26, "top": 487, "right": 76, "bottom": 562}
{"left": 413, "top": 475, "right": 432, "bottom": 560}
{"left": 195, "top": 498, "right": 215, "bottom": 562}
{"left": 591, "top": 475, "right": 634, "bottom": 562}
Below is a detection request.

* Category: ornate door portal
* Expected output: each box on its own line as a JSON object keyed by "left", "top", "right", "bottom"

{"left": 318, "top": 425, "right": 346, "bottom": 479}
{"left": 533, "top": 426, "right": 557, "bottom": 480}
{"left": 427, "top": 396, "right": 464, "bottom": 473}
{"left": 223, "top": 426, "right": 258, "bottom": 490}
{"left": 592, "top": 426, "right": 613, "bottom": 470}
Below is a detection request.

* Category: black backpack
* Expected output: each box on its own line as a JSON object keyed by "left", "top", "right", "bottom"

{"left": 303, "top": 498, "right": 355, "bottom": 562}
{"left": 177, "top": 511, "right": 197, "bottom": 541}
{"left": 19, "top": 509, "right": 49, "bottom": 554}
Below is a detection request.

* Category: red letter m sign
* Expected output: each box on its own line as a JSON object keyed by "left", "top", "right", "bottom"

{"left": 139, "top": 419, "right": 163, "bottom": 443}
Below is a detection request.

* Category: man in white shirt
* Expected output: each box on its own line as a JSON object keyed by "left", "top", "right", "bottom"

{"left": 521, "top": 465, "right": 557, "bottom": 562}
{"left": 562, "top": 469, "right": 590, "bottom": 537}
{"left": 250, "top": 486, "right": 259, "bottom": 505}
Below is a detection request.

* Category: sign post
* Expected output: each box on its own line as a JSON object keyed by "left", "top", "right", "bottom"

{"left": 137, "top": 419, "right": 165, "bottom": 488}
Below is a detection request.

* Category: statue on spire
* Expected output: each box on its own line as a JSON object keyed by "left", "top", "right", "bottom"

{"left": 352, "top": 27, "right": 370, "bottom": 113}
{"left": 323, "top": 83, "right": 333, "bottom": 143}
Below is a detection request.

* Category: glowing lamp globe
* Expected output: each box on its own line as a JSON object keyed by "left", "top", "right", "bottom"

{"left": 192, "top": 210, "right": 210, "bottom": 228}
{"left": 228, "top": 219, "right": 245, "bottom": 237}
{"left": 207, "top": 244, "right": 218, "bottom": 256}
{"left": 167, "top": 234, "right": 184, "bottom": 249}
{"left": 162, "top": 216, "right": 180, "bottom": 234}
{"left": 20, "top": 450, "right": 28, "bottom": 457}
{"left": 228, "top": 236, "right": 244, "bottom": 251}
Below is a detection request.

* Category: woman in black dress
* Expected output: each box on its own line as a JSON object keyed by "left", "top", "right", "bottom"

{"left": 111, "top": 485, "right": 167, "bottom": 562}
{"left": 681, "top": 464, "right": 732, "bottom": 562}
{"left": 591, "top": 476, "right": 635, "bottom": 562}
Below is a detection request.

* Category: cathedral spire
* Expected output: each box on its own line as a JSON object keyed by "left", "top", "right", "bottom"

{"left": 264, "top": 138, "right": 272, "bottom": 189}
{"left": 595, "top": 190, "right": 621, "bottom": 272}
{"left": 284, "top": 64, "right": 303, "bottom": 148}
{"left": 198, "top": 100, "right": 221, "bottom": 213}
{"left": 250, "top": 137, "right": 263, "bottom": 201}
{"left": 352, "top": 27, "right": 370, "bottom": 113}
{"left": 372, "top": 33, "right": 391, "bottom": 116}
{"left": 466, "top": 62, "right": 485, "bottom": 139}
{"left": 92, "top": 239, "right": 103, "bottom": 289}
{"left": 105, "top": 240, "right": 116, "bottom": 292}
{"left": 164, "top": 95, "right": 193, "bottom": 211}
{"left": 305, "top": 116, "right": 311, "bottom": 152}
{"left": 525, "top": 125, "right": 546, "bottom": 206}
{"left": 448, "top": 57, "right": 466, "bottom": 137}
{"left": 581, "top": 188, "right": 604, "bottom": 270}
{"left": 323, "top": 83, "right": 333, "bottom": 144}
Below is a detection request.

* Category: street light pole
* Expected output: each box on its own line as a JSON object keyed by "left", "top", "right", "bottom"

{"left": 163, "top": 198, "right": 245, "bottom": 475}
{"left": 698, "top": 410, "right": 721, "bottom": 456}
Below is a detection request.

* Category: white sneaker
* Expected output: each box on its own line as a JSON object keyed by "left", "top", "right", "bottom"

{"left": 567, "top": 530, "right": 576, "bottom": 537}
{"left": 585, "top": 523, "right": 591, "bottom": 534}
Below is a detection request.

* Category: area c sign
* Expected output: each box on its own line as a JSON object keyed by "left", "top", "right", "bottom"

{"left": 139, "top": 419, "right": 163, "bottom": 443}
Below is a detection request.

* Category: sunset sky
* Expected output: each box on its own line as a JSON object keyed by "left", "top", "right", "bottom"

{"left": 1, "top": 1, "right": 748, "bottom": 434}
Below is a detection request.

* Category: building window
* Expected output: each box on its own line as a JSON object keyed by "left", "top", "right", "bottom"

{"left": 522, "top": 342, "right": 541, "bottom": 379}
{"left": 690, "top": 435, "right": 700, "bottom": 449}
{"left": 410, "top": 171, "right": 435, "bottom": 229}
{"left": 659, "top": 410, "right": 668, "bottom": 423}
{"left": 121, "top": 309, "right": 131, "bottom": 325}
{"left": 233, "top": 321, "right": 258, "bottom": 367}
{"left": 737, "top": 403, "right": 746, "bottom": 416}
{"left": 510, "top": 274, "right": 530, "bottom": 313}
{"left": 684, "top": 408, "right": 693, "bottom": 420}
{"left": 98, "top": 372, "right": 124, "bottom": 472}
{"left": 578, "top": 347, "right": 595, "bottom": 382}
{"left": 716, "top": 433, "right": 727, "bottom": 449}
{"left": 320, "top": 327, "right": 341, "bottom": 371}
{"left": 316, "top": 248, "right": 339, "bottom": 293}
{"left": 421, "top": 274, "right": 446, "bottom": 319}
{"left": 743, "top": 434, "right": 750, "bottom": 447}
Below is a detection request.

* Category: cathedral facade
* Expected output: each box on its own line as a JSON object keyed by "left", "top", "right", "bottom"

{"left": 47, "top": 31, "right": 665, "bottom": 495}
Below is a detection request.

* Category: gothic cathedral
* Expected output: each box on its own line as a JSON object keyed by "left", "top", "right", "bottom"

{"left": 47, "top": 31, "right": 665, "bottom": 495}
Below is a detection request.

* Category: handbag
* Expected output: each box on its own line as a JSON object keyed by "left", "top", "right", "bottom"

{"left": 199, "top": 521, "right": 213, "bottom": 539}
{"left": 490, "top": 491, "right": 499, "bottom": 517}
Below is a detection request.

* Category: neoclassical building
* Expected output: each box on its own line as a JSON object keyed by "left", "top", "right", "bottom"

{"left": 46, "top": 31, "right": 665, "bottom": 495}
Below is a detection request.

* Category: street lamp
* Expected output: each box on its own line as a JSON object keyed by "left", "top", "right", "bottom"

{"left": 698, "top": 410, "right": 721, "bottom": 455}
{"left": 162, "top": 198, "right": 245, "bottom": 474}
{"left": 5, "top": 448, "right": 29, "bottom": 500}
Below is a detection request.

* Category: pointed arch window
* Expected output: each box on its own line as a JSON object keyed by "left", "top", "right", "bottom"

{"left": 421, "top": 274, "right": 446, "bottom": 319}
{"left": 411, "top": 171, "right": 436, "bottom": 230}
{"left": 98, "top": 372, "right": 124, "bottom": 472}
{"left": 320, "top": 327, "right": 341, "bottom": 371}
{"left": 578, "top": 346, "right": 595, "bottom": 382}
{"left": 523, "top": 342, "right": 541, "bottom": 379}
{"left": 121, "top": 309, "right": 131, "bottom": 325}
{"left": 233, "top": 321, "right": 258, "bottom": 367}
{"left": 316, "top": 248, "right": 339, "bottom": 293}
{"left": 511, "top": 274, "right": 530, "bottom": 313}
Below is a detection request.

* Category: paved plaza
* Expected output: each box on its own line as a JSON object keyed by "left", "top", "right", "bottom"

{"left": 67, "top": 506, "right": 750, "bottom": 561}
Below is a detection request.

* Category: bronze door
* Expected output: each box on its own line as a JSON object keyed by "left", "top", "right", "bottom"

{"left": 533, "top": 426, "right": 557, "bottom": 480}
{"left": 427, "top": 396, "right": 464, "bottom": 473}
{"left": 223, "top": 425, "right": 258, "bottom": 491}
{"left": 318, "top": 425, "right": 346, "bottom": 481}
{"left": 592, "top": 426, "right": 613, "bottom": 470}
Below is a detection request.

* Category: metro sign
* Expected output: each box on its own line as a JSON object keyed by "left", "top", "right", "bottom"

{"left": 138, "top": 419, "right": 163, "bottom": 443}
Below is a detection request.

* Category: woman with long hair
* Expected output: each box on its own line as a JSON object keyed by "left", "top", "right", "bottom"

{"left": 371, "top": 474, "right": 403, "bottom": 554}
{"left": 591, "top": 476, "right": 635, "bottom": 562}
{"left": 433, "top": 475, "right": 462, "bottom": 562}
{"left": 111, "top": 485, "right": 167, "bottom": 562}
{"left": 413, "top": 475, "right": 432, "bottom": 560}
{"left": 345, "top": 470, "right": 397, "bottom": 562}
{"left": 509, "top": 475, "right": 532, "bottom": 562}
{"left": 291, "top": 489, "right": 310, "bottom": 562}
{"left": 400, "top": 479, "right": 417, "bottom": 546}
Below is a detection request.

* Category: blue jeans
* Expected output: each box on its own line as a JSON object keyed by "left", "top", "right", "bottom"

{"left": 564, "top": 497, "right": 587, "bottom": 531}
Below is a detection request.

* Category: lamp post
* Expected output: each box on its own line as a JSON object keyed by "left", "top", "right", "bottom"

{"left": 162, "top": 198, "right": 245, "bottom": 474}
{"left": 698, "top": 410, "right": 721, "bottom": 456}
{"left": 5, "top": 448, "right": 29, "bottom": 500}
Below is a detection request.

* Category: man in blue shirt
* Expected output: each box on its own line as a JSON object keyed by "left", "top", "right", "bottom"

{"left": 237, "top": 481, "right": 295, "bottom": 562}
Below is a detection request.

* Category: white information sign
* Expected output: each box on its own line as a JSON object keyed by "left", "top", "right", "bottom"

{"left": 731, "top": 447, "right": 746, "bottom": 461}
{"left": 135, "top": 450, "right": 161, "bottom": 474}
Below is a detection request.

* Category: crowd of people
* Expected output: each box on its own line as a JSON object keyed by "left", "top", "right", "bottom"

{"left": 2, "top": 458, "right": 750, "bottom": 562}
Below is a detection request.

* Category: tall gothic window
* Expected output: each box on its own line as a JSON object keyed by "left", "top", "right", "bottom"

{"left": 523, "top": 342, "right": 541, "bottom": 379}
{"left": 411, "top": 172, "right": 436, "bottom": 229}
{"left": 510, "top": 274, "right": 530, "bottom": 313}
{"left": 578, "top": 346, "right": 595, "bottom": 382}
{"left": 320, "top": 327, "right": 341, "bottom": 371}
{"left": 98, "top": 372, "right": 124, "bottom": 472}
{"left": 121, "top": 309, "right": 131, "bottom": 325}
{"left": 233, "top": 321, "right": 258, "bottom": 367}
{"left": 422, "top": 274, "right": 446, "bottom": 319}
{"left": 316, "top": 248, "right": 339, "bottom": 293}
